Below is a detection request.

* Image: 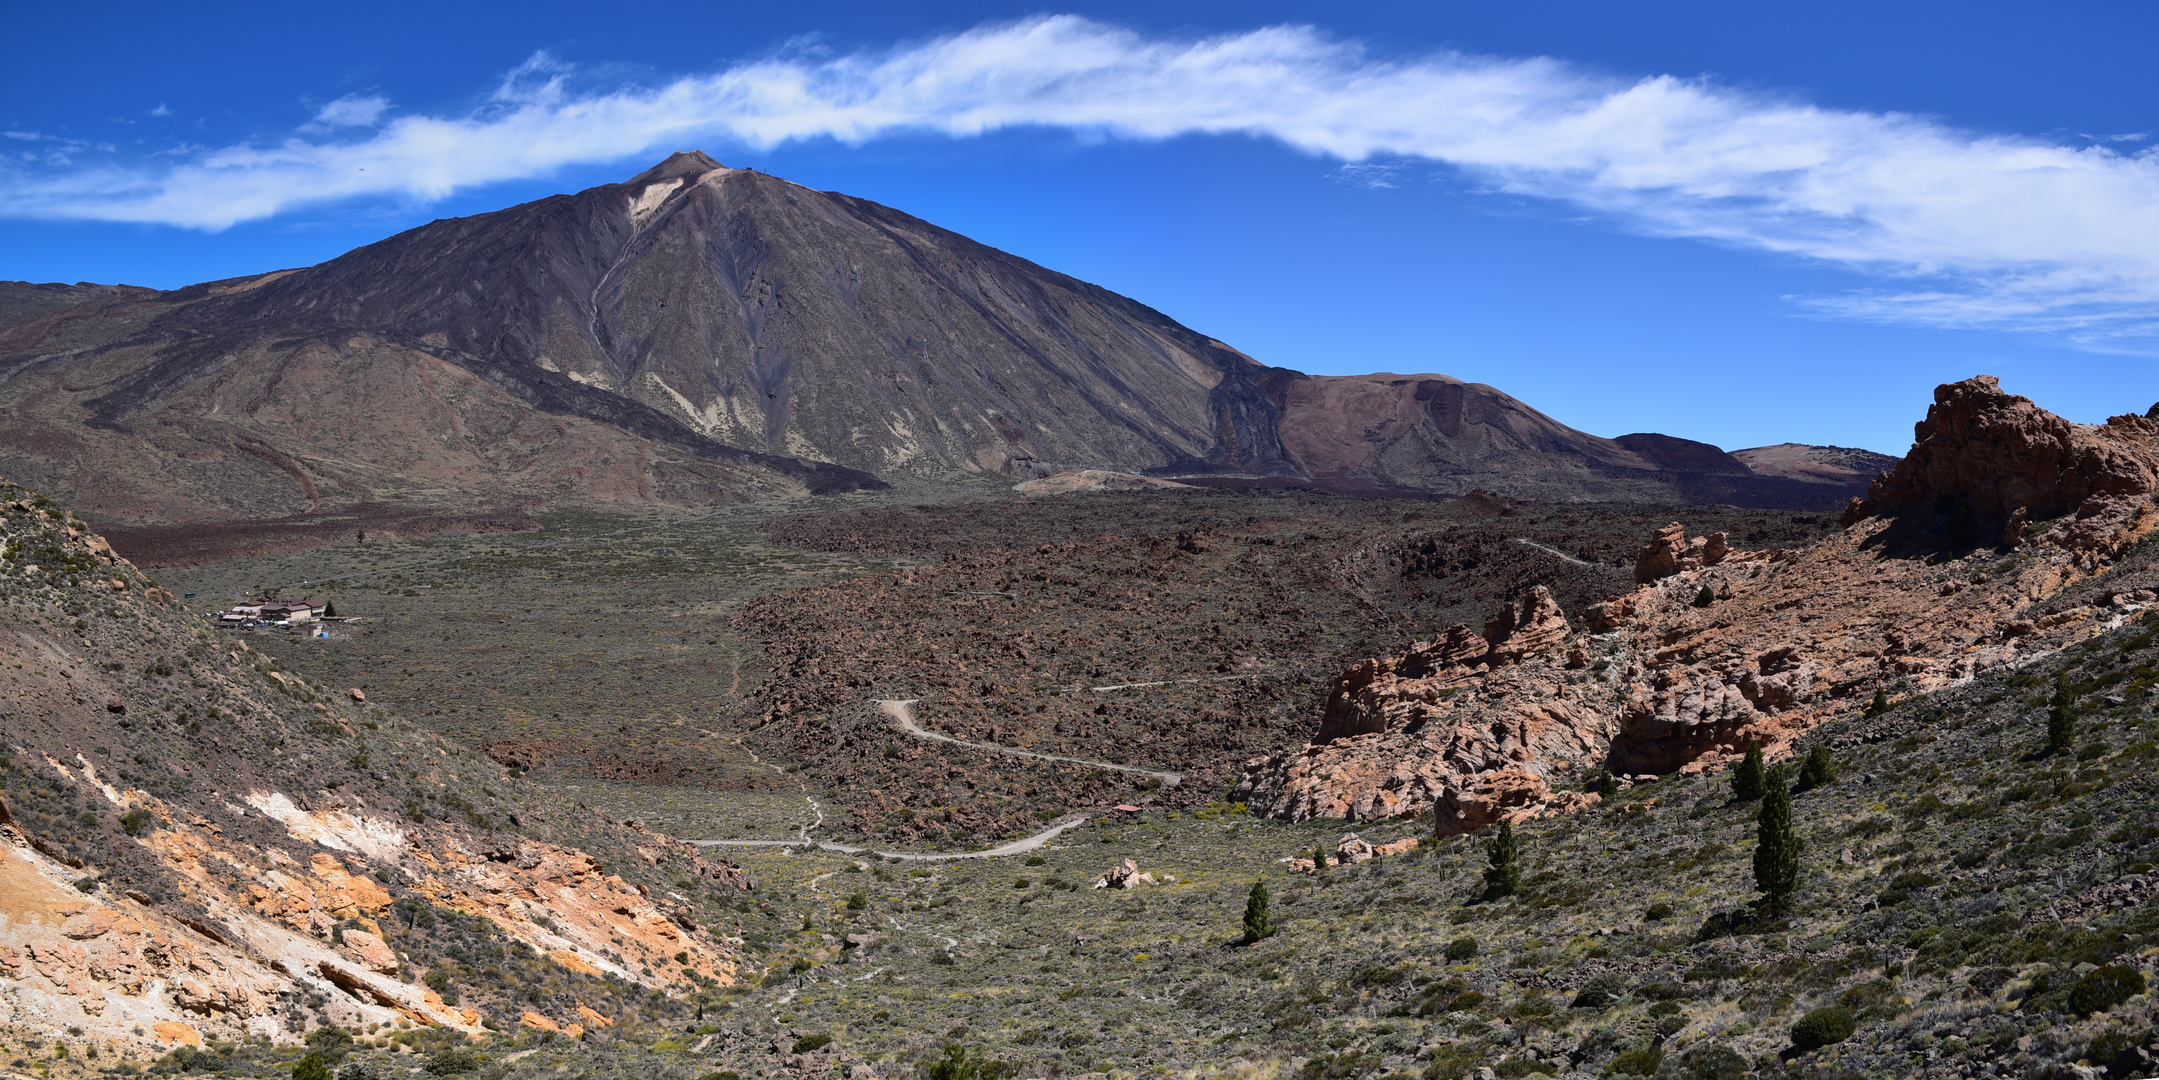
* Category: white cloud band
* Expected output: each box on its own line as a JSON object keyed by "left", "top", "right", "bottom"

{"left": 6, "top": 16, "right": 2157, "bottom": 337}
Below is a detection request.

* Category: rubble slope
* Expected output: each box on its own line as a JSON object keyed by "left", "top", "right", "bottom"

{"left": 0, "top": 483, "right": 749, "bottom": 1055}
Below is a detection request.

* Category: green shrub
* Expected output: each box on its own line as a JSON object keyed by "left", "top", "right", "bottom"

{"left": 1445, "top": 937, "right": 1479, "bottom": 961}
{"left": 1570, "top": 972, "right": 1626, "bottom": 1009}
{"left": 790, "top": 1033, "right": 831, "bottom": 1053}
{"left": 421, "top": 1050, "right": 478, "bottom": 1076}
{"left": 291, "top": 1055, "right": 330, "bottom": 1080}
{"left": 1794, "top": 742, "right": 1837, "bottom": 792}
{"left": 304, "top": 1028, "right": 352, "bottom": 1063}
{"left": 846, "top": 891, "right": 868, "bottom": 909}
{"left": 420, "top": 968, "right": 457, "bottom": 1005}
{"left": 1863, "top": 688, "right": 1890, "bottom": 718}
{"left": 1610, "top": 1045, "right": 1663, "bottom": 1075}
{"left": 925, "top": 1044, "right": 1013, "bottom": 1080}
{"left": 2069, "top": 965, "right": 2146, "bottom": 1016}
{"left": 1877, "top": 869, "right": 1936, "bottom": 906}
{"left": 1836, "top": 980, "right": 1904, "bottom": 1020}
{"left": 1660, "top": 1043, "right": 1747, "bottom": 1079}
{"left": 1644, "top": 901, "right": 1675, "bottom": 921}
{"left": 1583, "top": 768, "right": 1618, "bottom": 797}
{"left": 156, "top": 1046, "right": 225, "bottom": 1074}
{"left": 120, "top": 807, "right": 155, "bottom": 836}
{"left": 1789, "top": 1005, "right": 1855, "bottom": 1051}
{"left": 2087, "top": 1029, "right": 2144, "bottom": 1072}
{"left": 1693, "top": 585, "right": 1715, "bottom": 608}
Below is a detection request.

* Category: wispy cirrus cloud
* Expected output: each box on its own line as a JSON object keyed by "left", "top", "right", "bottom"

{"left": 3, "top": 15, "right": 2157, "bottom": 340}
{"left": 300, "top": 94, "right": 392, "bottom": 133}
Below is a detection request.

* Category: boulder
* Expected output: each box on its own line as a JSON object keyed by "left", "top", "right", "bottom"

{"left": 1850, "top": 375, "right": 2159, "bottom": 525}
{"left": 1634, "top": 524, "right": 1732, "bottom": 584}
{"left": 1093, "top": 859, "right": 1155, "bottom": 889}
{"left": 1485, "top": 586, "right": 1571, "bottom": 662}
{"left": 1635, "top": 523, "right": 1687, "bottom": 583}
{"left": 341, "top": 930, "right": 399, "bottom": 975}
{"left": 1334, "top": 834, "right": 1377, "bottom": 864}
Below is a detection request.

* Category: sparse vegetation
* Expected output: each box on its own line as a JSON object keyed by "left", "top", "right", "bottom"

{"left": 65, "top": 482, "right": 2151, "bottom": 1078}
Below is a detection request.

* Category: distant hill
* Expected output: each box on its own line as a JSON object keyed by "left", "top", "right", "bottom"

{"left": 0, "top": 151, "right": 1885, "bottom": 548}
{"left": 1733, "top": 442, "right": 1900, "bottom": 486}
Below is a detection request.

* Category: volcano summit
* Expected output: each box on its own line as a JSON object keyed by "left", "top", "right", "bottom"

{"left": 0, "top": 153, "right": 1883, "bottom": 553}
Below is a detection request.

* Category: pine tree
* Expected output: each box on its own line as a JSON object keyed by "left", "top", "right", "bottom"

{"left": 322, "top": 601, "right": 338, "bottom": 619}
{"left": 1312, "top": 846, "right": 1328, "bottom": 876}
{"left": 2047, "top": 671, "right": 2078, "bottom": 755}
{"left": 1693, "top": 584, "right": 1717, "bottom": 607}
{"left": 1864, "top": 689, "right": 1890, "bottom": 718}
{"left": 1483, "top": 819, "right": 1521, "bottom": 899}
{"left": 1241, "top": 880, "right": 1276, "bottom": 942}
{"left": 1754, "top": 764, "right": 1801, "bottom": 917}
{"left": 1794, "top": 741, "right": 1837, "bottom": 792}
{"left": 1731, "top": 742, "right": 1766, "bottom": 802}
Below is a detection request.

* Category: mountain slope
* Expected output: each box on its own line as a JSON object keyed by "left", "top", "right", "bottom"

{"left": 0, "top": 152, "right": 1884, "bottom": 544}
{"left": 1259, "top": 371, "right": 1856, "bottom": 504}
{"left": 0, "top": 481, "right": 752, "bottom": 1054}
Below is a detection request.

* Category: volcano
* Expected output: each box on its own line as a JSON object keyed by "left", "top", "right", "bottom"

{"left": 0, "top": 152, "right": 1887, "bottom": 550}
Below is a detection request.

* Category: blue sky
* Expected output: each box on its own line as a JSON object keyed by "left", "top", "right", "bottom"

{"left": 6, "top": 1, "right": 2158, "bottom": 456}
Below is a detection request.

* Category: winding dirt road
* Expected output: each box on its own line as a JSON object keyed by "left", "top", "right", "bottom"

{"left": 692, "top": 699, "right": 1180, "bottom": 861}
{"left": 1511, "top": 537, "right": 1596, "bottom": 567}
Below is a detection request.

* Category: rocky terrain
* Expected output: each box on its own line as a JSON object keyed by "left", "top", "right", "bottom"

{"left": 661, "top": 625, "right": 2159, "bottom": 1078}
{"left": 2, "top": 153, "right": 1880, "bottom": 560}
{"left": 0, "top": 484, "right": 755, "bottom": 1063}
{"left": 739, "top": 491, "right": 1834, "bottom": 843}
{"left": 2, "top": 373, "right": 2137, "bottom": 1079}
{"left": 1236, "top": 376, "right": 2159, "bottom": 839}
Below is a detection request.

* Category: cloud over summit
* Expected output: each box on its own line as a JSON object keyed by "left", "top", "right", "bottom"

{"left": 4, "top": 15, "right": 2156, "bottom": 338}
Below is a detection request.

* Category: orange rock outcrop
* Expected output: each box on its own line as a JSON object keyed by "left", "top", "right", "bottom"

{"left": 1243, "top": 376, "right": 2159, "bottom": 831}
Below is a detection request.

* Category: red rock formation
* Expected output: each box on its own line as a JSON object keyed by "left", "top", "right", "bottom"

{"left": 1243, "top": 378, "right": 2159, "bottom": 831}
{"left": 1485, "top": 585, "right": 1571, "bottom": 661}
{"left": 1849, "top": 374, "right": 2159, "bottom": 525}
{"left": 1313, "top": 586, "right": 1570, "bottom": 745}
{"left": 1634, "top": 523, "right": 1732, "bottom": 584}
